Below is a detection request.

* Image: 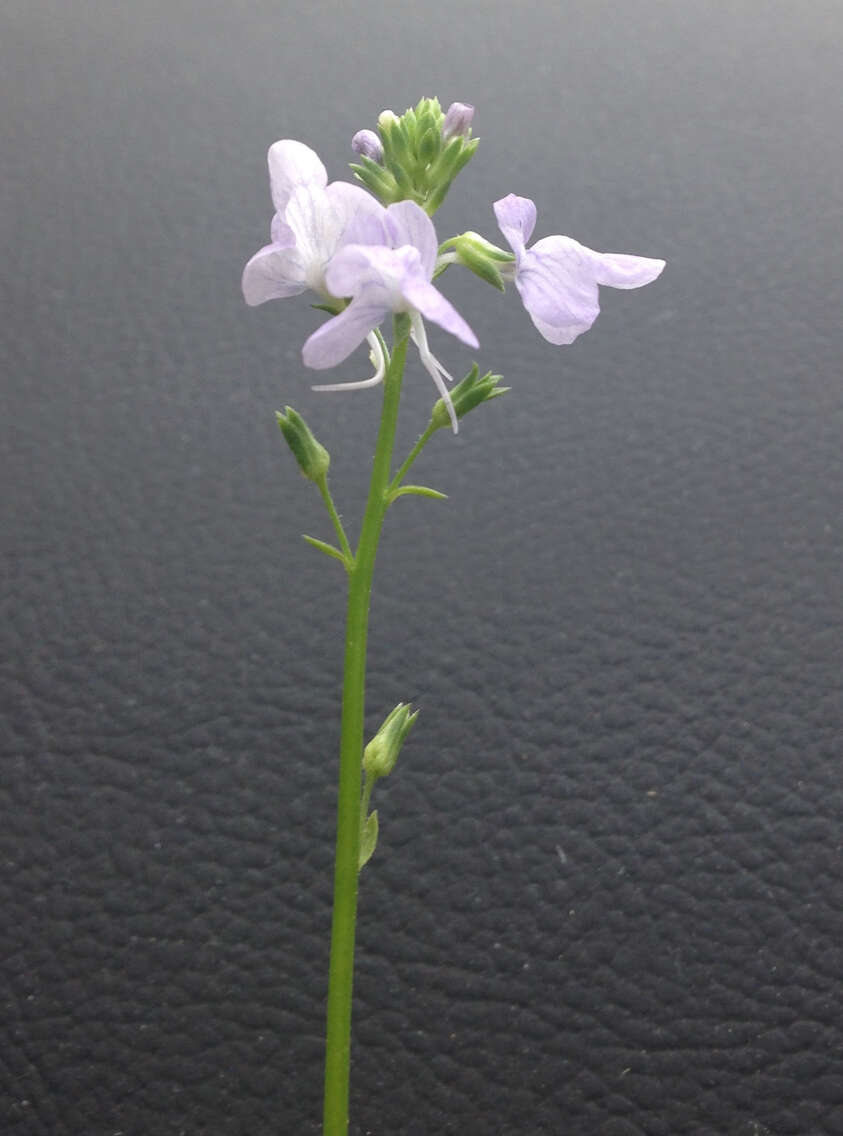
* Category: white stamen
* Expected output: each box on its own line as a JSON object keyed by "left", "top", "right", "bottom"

{"left": 311, "top": 332, "right": 386, "bottom": 392}
{"left": 411, "top": 314, "right": 459, "bottom": 434}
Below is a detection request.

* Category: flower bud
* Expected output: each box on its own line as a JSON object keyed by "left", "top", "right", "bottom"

{"left": 442, "top": 101, "right": 474, "bottom": 140}
{"left": 363, "top": 703, "right": 419, "bottom": 780}
{"left": 377, "top": 109, "right": 400, "bottom": 133}
{"left": 351, "top": 129, "right": 384, "bottom": 163}
{"left": 430, "top": 365, "right": 509, "bottom": 431}
{"left": 448, "top": 232, "right": 514, "bottom": 292}
{"left": 351, "top": 98, "right": 477, "bottom": 213}
{"left": 276, "top": 406, "right": 330, "bottom": 482}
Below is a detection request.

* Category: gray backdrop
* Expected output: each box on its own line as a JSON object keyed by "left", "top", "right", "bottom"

{"left": 2, "top": 1, "right": 841, "bottom": 1133}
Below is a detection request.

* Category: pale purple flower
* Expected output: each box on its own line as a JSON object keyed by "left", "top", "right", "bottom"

{"left": 241, "top": 140, "right": 385, "bottom": 306}
{"left": 442, "top": 102, "right": 474, "bottom": 140}
{"left": 303, "top": 201, "right": 478, "bottom": 432}
{"left": 494, "top": 194, "right": 665, "bottom": 345}
{"left": 351, "top": 129, "right": 384, "bottom": 164}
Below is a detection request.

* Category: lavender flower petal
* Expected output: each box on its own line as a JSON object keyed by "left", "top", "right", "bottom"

{"left": 242, "top": 243, "right": 307, "bottom": 306}
{"left": 271, "top": 213, "right": 296, "bottom": 246}
{"left": 588, "top": 250, "right": 666, "bottom": 289}
{"left": 383, "top": 201, "right": 438, "bottom": 278}
{"left": 401, "top": 279, "right": 478, "bottom": 348}
{"left": 513, "top": 237, "right": 601, "bottom": 343}
{"left": 283, "top": 184, "right": 343, "bottom": 283}
{"left": 326, "top": 244, "right": 422, "bottom": 307}
{"left": 267, "top": 140, "right": 327, "bottom": 214}
{"left": 302, "top": 296, "right": 388, "bottom": 370}
{"left": 324, "top": 181, "right": 387, "bottom": 247}
{"left": 493, "top": 194, "right": 537, "bottom": 255}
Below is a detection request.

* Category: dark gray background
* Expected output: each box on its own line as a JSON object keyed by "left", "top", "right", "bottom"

{"left": 2, "top": 1, "right": 841, "bottom": 1133}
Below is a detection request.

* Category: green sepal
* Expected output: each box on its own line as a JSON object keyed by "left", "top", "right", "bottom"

{"left": 350, "top": 159, "right": 400, "bottom": 205}
{"left": 382, "top": 121, "right": 411, "bottom": 172}
{"left": 425, "top": 139, "right": 479, "bottom": 212}
{"left": 428, "top": 136, "right": 466, "bottom": 182}
{"left": 388, "top": 158, "right": 413, "bottom": 194}
{"left": 350, "top": 156, "right": 391, "bottom": 186}
{"left": 454, "top": 241, "right": 505, "bottom": 291}
{"left": 417, "top": 125, "right": 441, "bottom": 165}
{"left": 358, "top": 810, "right": 379, "bottom": 870}
{"left": 430, "top": 365, "right": 510, "bottom": 431}
{"left": 455, "top": 231, "right": 515, "bottom": 262}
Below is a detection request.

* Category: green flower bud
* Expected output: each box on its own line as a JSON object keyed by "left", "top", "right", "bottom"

{"left": 430, "top": 365, "right": 509, "bottom": 431}
{"left": 352, "top": 97, "right": 475, "bottom": 213}
{"left": 363, "top": 703, "right": 419, "bottom": 780}
{"left": 447, "top": 232, "right": 515, "bottom": 292}
{"left": 276, "top": 406, "right": 330, "bottom": 482}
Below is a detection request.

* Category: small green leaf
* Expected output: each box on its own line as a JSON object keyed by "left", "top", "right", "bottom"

{"left": 359, "top": 810, "right": 379, "bottom": 870}
{"left": 389, "top": 484, "right": 448, "bottom": 503}
{"left": 302, "top": 534, "right": 349, "bottom": 568}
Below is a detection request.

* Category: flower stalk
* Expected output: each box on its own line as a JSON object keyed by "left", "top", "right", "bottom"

{"left": 322, "top": 316, "right": 410, "bottom": 1136}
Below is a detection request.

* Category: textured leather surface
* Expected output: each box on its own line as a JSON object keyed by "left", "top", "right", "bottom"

{"left": 2, "top": 1, "right": 842, "bottom": 1133}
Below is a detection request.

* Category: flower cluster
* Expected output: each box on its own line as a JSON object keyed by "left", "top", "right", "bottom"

{"left": 243, "top": 98, "right": 664, "bottom": 431}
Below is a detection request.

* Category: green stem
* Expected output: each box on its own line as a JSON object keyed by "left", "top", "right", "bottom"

{"left": 322, "top": 315, "right": 411, "bottom": 1136}
{"left": 387, "top": 421, "right": 437, "bottom": 499}
{"left": 316, "top": 474, "right": 353, "bottom": 567}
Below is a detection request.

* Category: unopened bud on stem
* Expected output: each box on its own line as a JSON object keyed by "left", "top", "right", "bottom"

{"left": 442, "top": 101, "right": 475, "bottom": 140}
{"left": 351, "top": 129, "right": 384, "bottom": 163}
{"left": 430, "top": 365, "right": 509, "bottom": 431}
{"left": 363, "top": 703, "right": 419, "bottom": 780}
{"left": 275, "top": 407, "right": 330, "bottom": 481}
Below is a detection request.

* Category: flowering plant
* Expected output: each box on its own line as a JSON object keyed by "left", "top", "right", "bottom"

{"left": 242, "top": 97, "right": 664, "bottom": 1135}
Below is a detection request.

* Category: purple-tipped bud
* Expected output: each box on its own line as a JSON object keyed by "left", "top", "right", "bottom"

{"left": 351, "top": 129, "right": 384, "bottom": 164}
{"left": 442, "top": 102, "right": 475, "bottom": 140}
